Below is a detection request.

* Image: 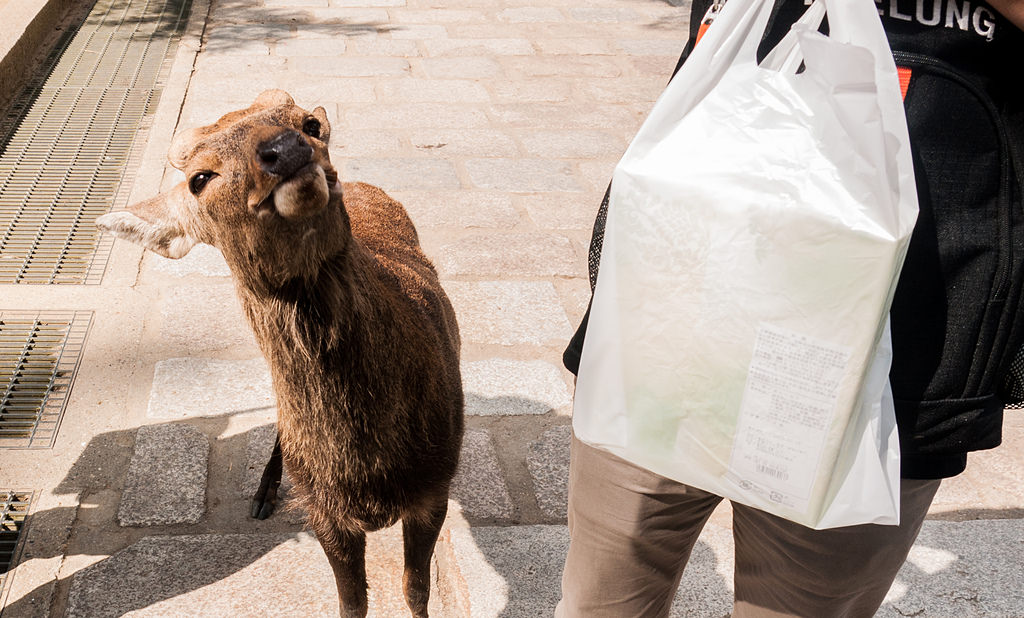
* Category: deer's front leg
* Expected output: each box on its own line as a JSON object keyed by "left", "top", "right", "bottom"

{"left": 318, "top": 526, "right": 369, "bottom": 618}
{"left": 251, "top": 433, "right": 283, "bottom": 519}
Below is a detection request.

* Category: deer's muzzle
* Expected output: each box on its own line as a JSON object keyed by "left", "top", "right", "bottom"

{"left": 257, "top": 130, "right": 312, "bottom": 179}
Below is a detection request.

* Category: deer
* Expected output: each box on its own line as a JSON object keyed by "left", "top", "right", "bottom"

{"left": 96, "top": 90, "right": 464, "bottom": 617}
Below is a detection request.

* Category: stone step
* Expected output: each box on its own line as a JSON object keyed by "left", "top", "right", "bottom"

{"left": 116, "top": 417, "right": 572, "bottom": 529}
{"left": 439, "top": 518, "right": 1024, "bottom": 617}
{"left": 436, "top": 521, "right": 733, "bottom": 617}
{"left": 65, "top": 527, "right": 444, "bottom": 618}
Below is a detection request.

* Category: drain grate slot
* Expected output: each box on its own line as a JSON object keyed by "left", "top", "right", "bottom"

{"left": 0, "top": 312, "right": 91, "bottom": 448}
{"left": 0, "top": 491, "right": 31, "bottom": 593}
{"left": 0, "top": 0, "right": 192, "bottom": 284}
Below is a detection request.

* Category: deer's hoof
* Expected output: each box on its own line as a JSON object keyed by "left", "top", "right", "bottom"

{"left": 251, "top": 500, "right": 275, "bottom": 520}
{"left": 250, "top": 484, "right": 279, "bottom": 519}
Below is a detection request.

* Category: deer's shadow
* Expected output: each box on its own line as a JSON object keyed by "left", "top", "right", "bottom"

{"left": 1, "top": 394, "right": 566, "bottom": 617}
{"left": 1, "top": 413, "right": 303, "bottom": 617}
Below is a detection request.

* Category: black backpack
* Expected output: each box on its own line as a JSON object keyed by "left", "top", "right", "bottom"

{"left": 563, "top": 0, "right": 1024, "bottom": 480}
{"left": 873, "top": 2, "right": 1024, "bottom": 478}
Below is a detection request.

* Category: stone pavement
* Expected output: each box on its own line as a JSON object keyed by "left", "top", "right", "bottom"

{"left": 2, "top": 0, "right": 1023, "bottom": 616}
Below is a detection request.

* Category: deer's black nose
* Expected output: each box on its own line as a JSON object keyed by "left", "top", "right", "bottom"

{"left": 257, "top": 130, "right": 312, "bottom": 178}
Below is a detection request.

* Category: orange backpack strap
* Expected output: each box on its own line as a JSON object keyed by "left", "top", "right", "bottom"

{"left": 697, "top": 21, "right": 712, "bottom": 45}
{"left": 696, "top": 1, "right": 724, "bottom": 46}
{"left": 897, "top": 66, "right": 912, "bottom": 100}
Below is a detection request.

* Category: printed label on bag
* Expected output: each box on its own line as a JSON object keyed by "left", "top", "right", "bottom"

{"left": 727, "top": 324, "right": 852, "bottom": 510}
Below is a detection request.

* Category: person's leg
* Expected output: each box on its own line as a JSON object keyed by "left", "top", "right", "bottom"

{"left": 557, "top": 436, "right": 723, "bottom": 618}
{"left": 731, "top": 478, "right": 941, "bottom": 618}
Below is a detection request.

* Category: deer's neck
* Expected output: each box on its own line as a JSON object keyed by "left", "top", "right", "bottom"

{"left": 238, "top": 244, "right": 380, "bottom": 358}
{"left": 235, "top": 244, "right": 405, "bottom": 478}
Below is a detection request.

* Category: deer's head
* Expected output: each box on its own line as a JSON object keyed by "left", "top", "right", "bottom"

{"left": 97, "top": 90, "right": 347, "bottom": 286}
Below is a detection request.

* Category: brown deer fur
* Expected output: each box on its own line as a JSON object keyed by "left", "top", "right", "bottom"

{"left": 96, "top": 90, "right": 464, "bottom": 617}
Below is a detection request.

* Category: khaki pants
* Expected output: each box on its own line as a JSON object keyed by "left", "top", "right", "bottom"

{"left": 557, "top": 437, "right": 940, "bottom": 618}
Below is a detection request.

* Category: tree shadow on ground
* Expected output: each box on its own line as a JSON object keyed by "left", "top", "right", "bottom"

{"left": 198, "top": 7, "right": 399, "bottom": 53}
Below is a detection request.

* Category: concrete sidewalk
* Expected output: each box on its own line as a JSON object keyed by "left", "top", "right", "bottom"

{"left": 1, "top": 0, "right": 1022, "bottom": 616}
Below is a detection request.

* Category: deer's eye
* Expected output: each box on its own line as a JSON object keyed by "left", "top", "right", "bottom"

{"left": 189, "top": 172, "right": 214, "bottom": 195}
{"left": 302, "top": 118, "right": 321, "bottom": 139}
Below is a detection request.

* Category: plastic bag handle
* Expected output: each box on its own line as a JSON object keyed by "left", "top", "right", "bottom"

{"left": 725, "top": 0, "right": 777, "bottom": 67}
{"left": 759, "top": 0, "right": 828, "bottom": 73}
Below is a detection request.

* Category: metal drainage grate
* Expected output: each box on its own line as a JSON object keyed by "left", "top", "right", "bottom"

{"left": 0, "top": 491, "right": 31, "bottom": 594}
{"left": 0, "top": 312, "right": 91, "bottom": 448}
{"left": 0, "top": 0, "right": 193, "bottom": 284}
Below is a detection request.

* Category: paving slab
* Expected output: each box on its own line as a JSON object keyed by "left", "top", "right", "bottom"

{"left": 302, "top": 7, "right": 392, "bottom": 25}
{"left": 502, "top": 56, "right": 624, "bottom": 79}
{"left": 488, "top": 102, "right": 639, "bottom": 130}
{"left": 345, "top": 103, "right": 491, "bottom": 128}
{"left": 194, "top": 54, "right": 286, "bottom": 76}
{"left": 443, "top": 524, "right": 568, "bottom": 617}
{"left": 519, "top": 129, "right": 627, "bottom": 159}
{"left": 159, "top": 284, "right": 257, "bottom": 353}
{"left": 65, "top": 528, "right": 442, "bottom": 617}
{"left": 526, "top": 425, "right": 571, "bottom": 519}
{"left": 569, "top": 7, "right": 643, "bottom": 23}
{"left": 275, "top": 35, "right": 348, "bottom": 56}
{"left": 147, "top": 357, "right": 275, "bottom": 419}
{"left": 438, "top": 232, "right": 580, "bottom": 278}
{"left": 577, "top": 158, "right": 621, "bottom": 192}
{"left": 487, "top": 78, "right": 573, "bottom": 103}
{"left": 554, "top": 278, "right": 594, "bottom": 327}
{"left": 618, "top": 38, "right": 688, "bottom": 56}
{"left": 389, "top": 24, "right": 449, "bottom": 40}
{"left": 389, "top": 8, "right": 487, "bottom": 24}
{"left": 464, "top": 158, "right": 582, "bottom": 192}
{"left": 520, "top": 192, "right": 602, "bottom": 231}
{"left": 574, "top": 76, "right": 668, "bottom": 104}
{"left": 375, "top": 77, "right": 490, "bottom": 102}
{"left": 444, "top": 280, "right": 573, "bottom": 346}
{"left": 426, "top": 38, "right": 534, "bottom": 57}
{"left": 450, "top": 429, "right": 514, "bottom": 521}
{"left": 391, "top": 191, "right": 520, "bottom": 229}
{"left": 291, "top": 56, "right": 411, "bottom": 77}
{"left": 462, "top": 358, "right": 571, "bottom": 417}
{"left": 534, "top": 38, "right": 617, "bottom": 56}
{"left": 350, "top": 37, "right": 420, "bottom": 56}
{"left": 117, "top": 424, "right": 209, "bottom": 527}
{"left": 331, "top": 130, "right": 404, "bottom": 158}
{"left": 343, "top": 157, "right": 462, "bottom": 191}
{"left": 148, "top": 244, "right": 232, "bottom": 278}
{"left": 407, "top": 128, "right": 519, "bottom": 157}
{"left": 419, "top": 56, "right": 504, "bottom": 79}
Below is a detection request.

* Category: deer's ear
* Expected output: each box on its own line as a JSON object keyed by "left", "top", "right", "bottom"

{"left": 254, "top": 89, "right": 294, "bottom": 108}
{"left": 168, "top": 127, "right": 204, "bottom": 170}
{"left": 311, "top": 106, "right": 331, "bottom": 144}
{"left": 96, "top": 186, "right": 198, "bottom": 259}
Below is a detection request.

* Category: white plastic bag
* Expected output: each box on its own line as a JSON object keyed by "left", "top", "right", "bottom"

{"left": 573, "top": 0, "right": 918, "bottom": 529}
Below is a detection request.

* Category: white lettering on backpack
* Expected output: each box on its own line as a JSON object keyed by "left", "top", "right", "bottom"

{"left": 869, "top": 1, "right": 997, "bottom": 41}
